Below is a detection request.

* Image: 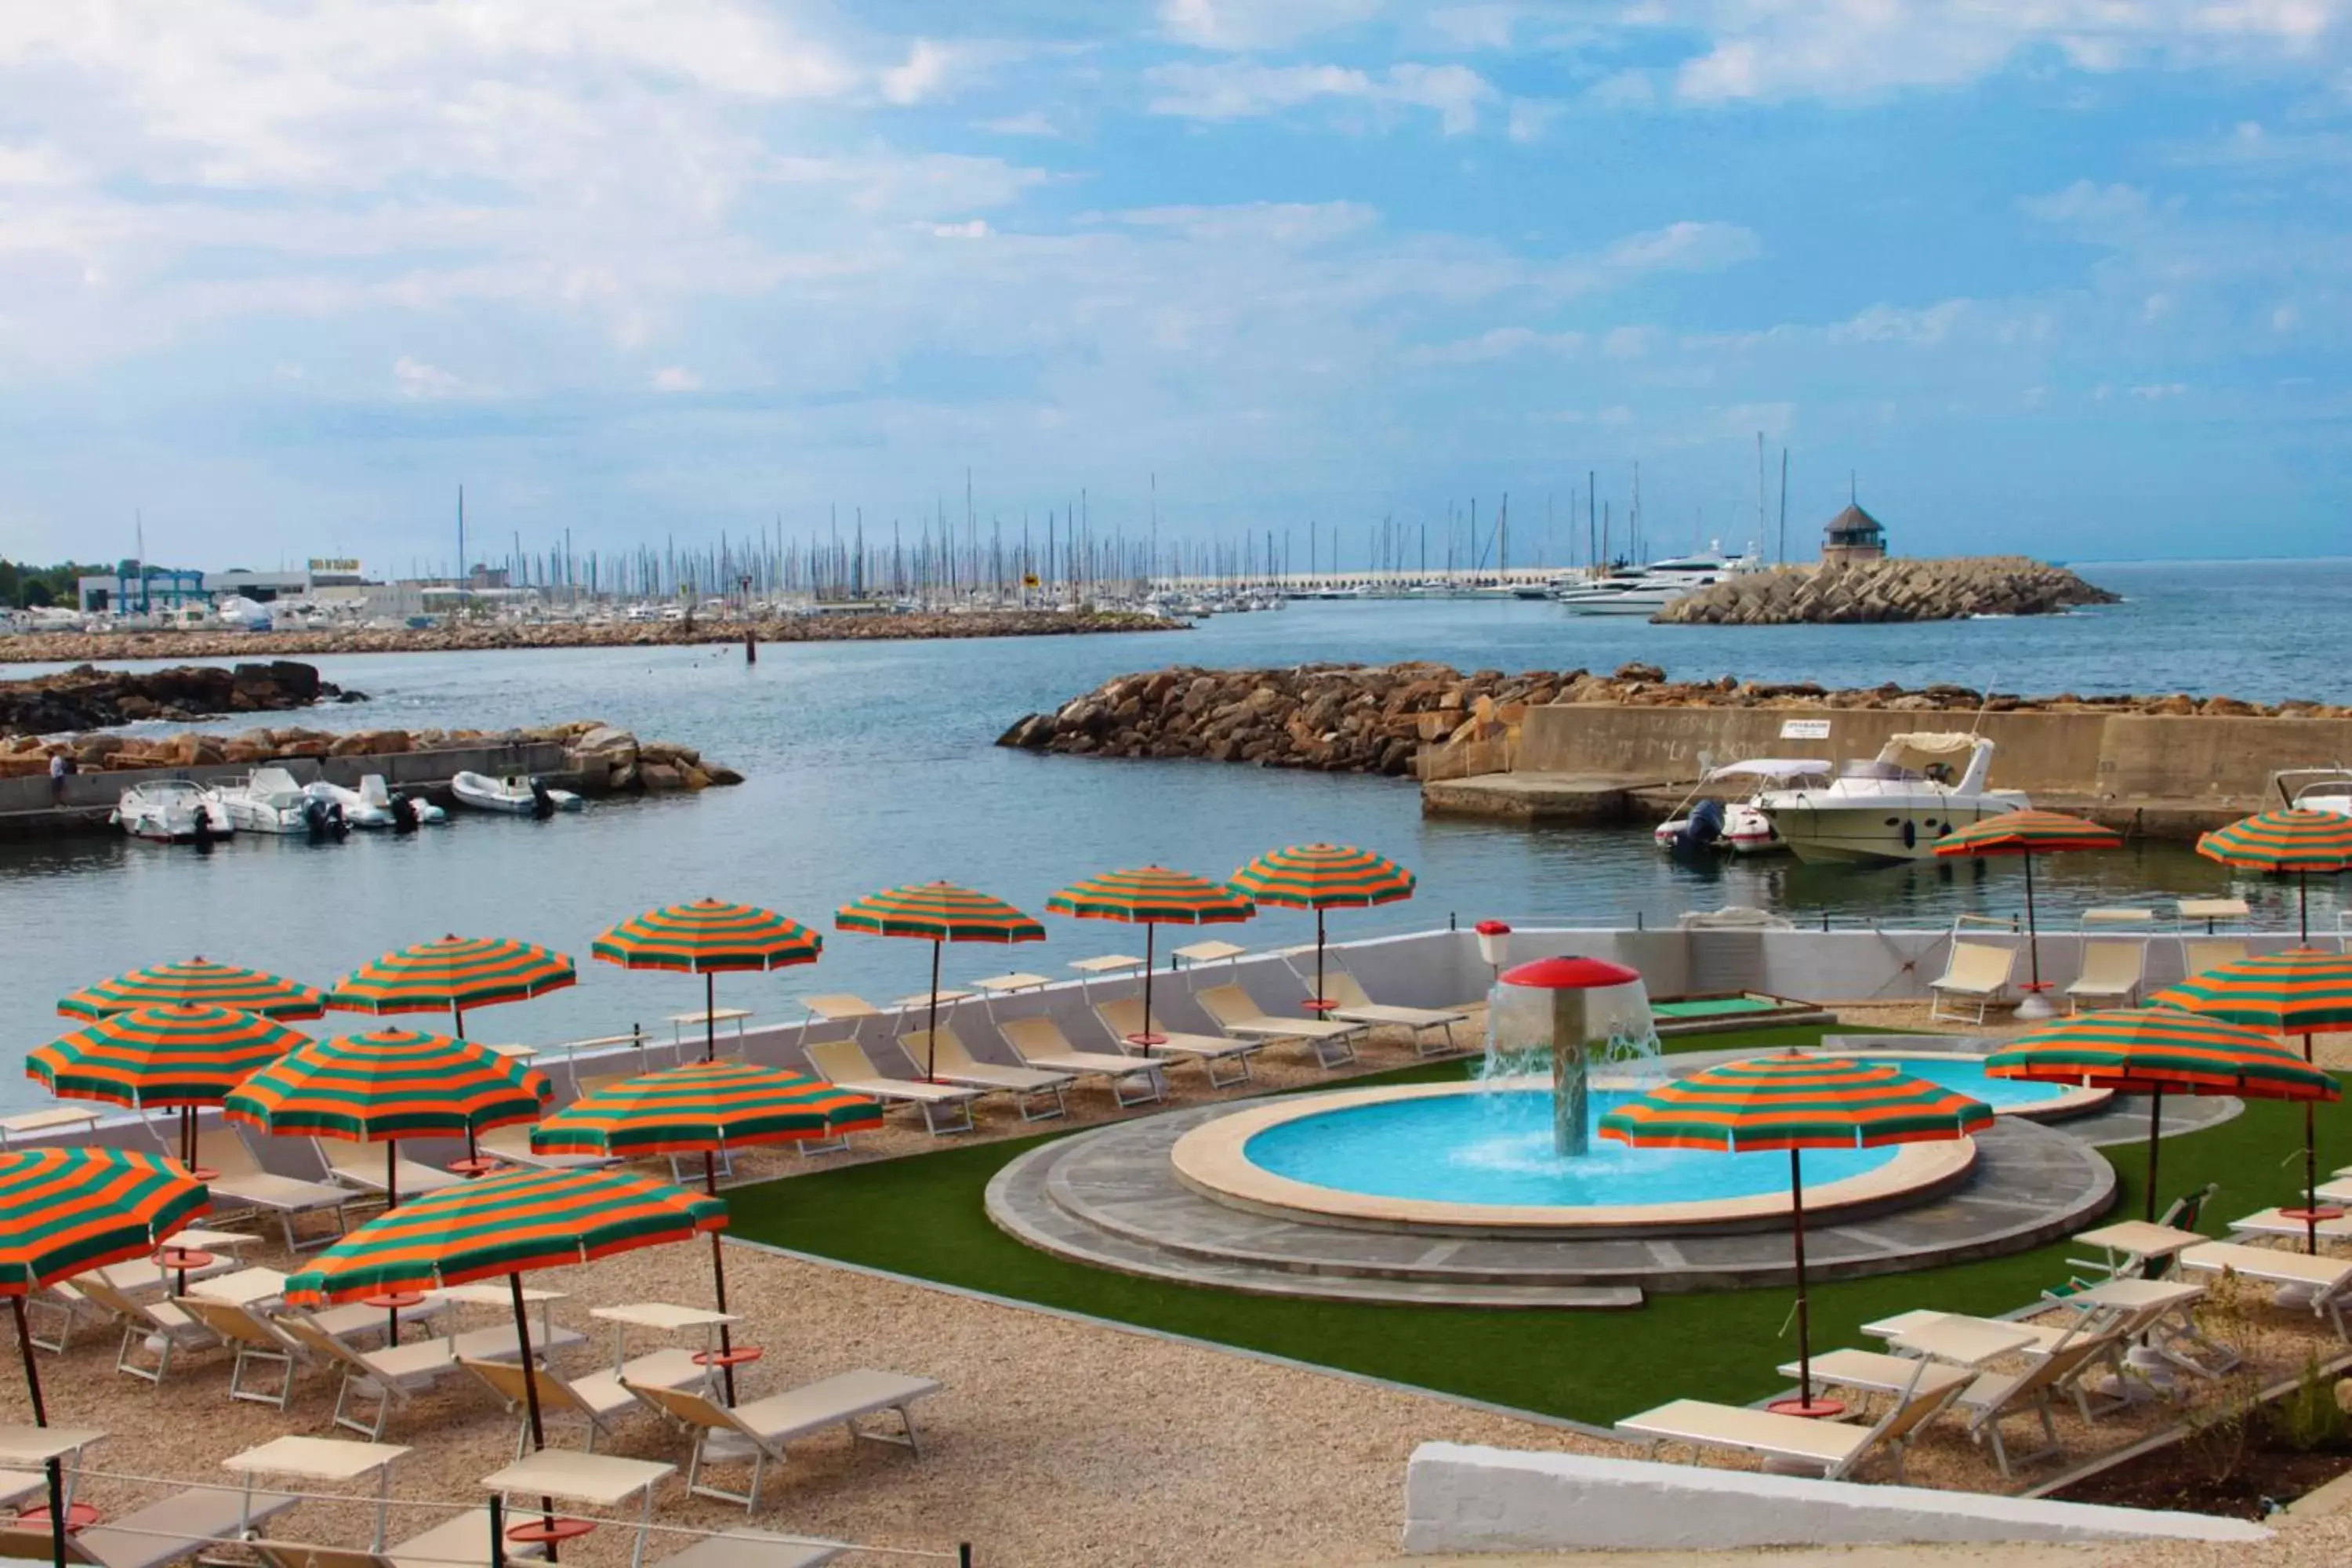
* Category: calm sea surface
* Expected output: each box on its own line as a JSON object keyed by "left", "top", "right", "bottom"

{"left": 1, "top": 557, "right": 2343, "bottom": 1108}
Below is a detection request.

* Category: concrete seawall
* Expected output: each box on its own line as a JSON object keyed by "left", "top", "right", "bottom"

{"left": 0, "top": 739, "right": 580, "bottom": 838}
{"left": 1425, "top": 703, "right": 2352, "bottom": 833}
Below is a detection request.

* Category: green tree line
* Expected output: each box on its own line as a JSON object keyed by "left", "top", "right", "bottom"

{"left": 0, "top": 561, "right": 104, "bottom": 609}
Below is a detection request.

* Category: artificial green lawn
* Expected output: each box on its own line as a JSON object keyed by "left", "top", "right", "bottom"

{"left": 727, "top": 1025, "right": 2352, "bottom": 1427}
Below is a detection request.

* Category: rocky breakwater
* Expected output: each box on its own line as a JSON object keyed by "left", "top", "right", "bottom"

{"left": 0, "top": 661, "right": 358, "bottom": 735}
{"left": 996, "top": 663, "right": 1567, "bottom": 777}
{"left": 1653, "top": 555, "right": 2118, "bottom": 625}
{"left": 0, "top": 717, "right": 738, "bottom": 797}
{"left": 0, "top": 610, "right": 1173, "bottom": 666}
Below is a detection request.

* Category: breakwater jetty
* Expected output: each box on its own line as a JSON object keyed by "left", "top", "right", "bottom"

{"left": 1002, "top": 661, "right": 2352, "bottom": 839}
{"left": 1652, "top": 555, "right": 2116, "bottom": 625}
{"left": 0, "top": 661, "right": 358, "bottom": 736}
{"left": 0, "top": 608, "right": 1173, "bottom": 667}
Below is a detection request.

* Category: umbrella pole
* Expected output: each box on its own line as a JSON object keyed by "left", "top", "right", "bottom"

{"left": 1790, "top": 1148, "right": 1814, "bottom": 1410}
{"left": 1317, "top": 909, "right": 1330, "bottom": 1007}
{"left": 2143, "top": 1087, "right": 2163, "bottom": 1224}
{"left": 2023, "top": 853, "right": 2040, "bottom": 991}
{"left": 706, "top": 972, "right": 717, "bottom": 1063}
{"left": 2300, "top": 870, "right": 2310, "bottom": 945}
{"left": 1141, "top": 926, "right": 1156, "bottom": 1058}
{"left": 181, "top": 1105, "right": 194, "bottom": 1171}
{"left": 706, "top": 1151, "right": 737, "bottom": 1405}
{"left": 506, "top": 1272, "right": 557, "bottom": 1558}
{"left": 12, "top": 1298, "right": 46, "bottom": 1428}
{"left": 927, "top": 940, "right": 942, "bottom": 1081}
{"left": 2306, "top": 1033, "right": 2321, "bottom": 1256}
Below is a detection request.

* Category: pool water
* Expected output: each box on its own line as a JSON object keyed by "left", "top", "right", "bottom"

{"left": 1243, "top": 1090, "right": 1903, "bottom": 1208}
{"left": 1875, "top": 1055, "right": 2070, "bottom": 1111}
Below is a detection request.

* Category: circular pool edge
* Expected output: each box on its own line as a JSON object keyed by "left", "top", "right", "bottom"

{"left": 1170, "top": 1079, "right": 1980, "bottom": 1237}
{"left": 1827, "top": 1047, "right": 2113, "bottom": 1122}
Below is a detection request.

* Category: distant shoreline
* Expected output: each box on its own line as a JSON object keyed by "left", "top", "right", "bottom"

{"left": 0, "top": 609, "right": 1178, "bottom": 667}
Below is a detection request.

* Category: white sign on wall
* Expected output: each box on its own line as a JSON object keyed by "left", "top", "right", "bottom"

{"left": 1779, "top": 718, "right": 1832, "bottom": 740}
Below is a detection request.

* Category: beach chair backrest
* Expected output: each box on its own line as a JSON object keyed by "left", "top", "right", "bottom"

{"left": 999, "top": 1017, "right": 1074, "bottom": 1063}
{"left": 908, "top": 1028, "right": 980, "bottom": 1076}
{"left": 72, "top": 1272, "right": 151, "bottom": 1325}
{"left": 1944, "top": 942, "right": 2015, "bottom": 991}
{"left": 2156, "top": 1181, "right": 2220, "bottom": 1236}
{"left": 621, "top": 1376, "right": 736, "bottom": 1436}
{"left": 1192, "top": 985, "right": 1257, "bottom": 1028}
{"left": 2077, "top": 940, "right": 2145, "bottom": 989}
{"left": 2183, "top": 938, "right": 2248, "bottom": 978}
{"left": 273, "top": 1313, "right": 379, "bottom": 1378}
{"left": 1873, "top": 1360, "right": 1969, "bottom": 1447}
{"left": 804, "top": 1039, "right": 882, "bottom": 1087}
{"left": 252, "top": 1541, "right": 388, "bottom": 1568}
{"left": 461, "top": 1356, "right": 588, "bottom": 1419}
{"left": 1094, "top": 997, "right": 1149, "bottom": 1040}
{"left": 194, "top": 1124, "right": 267, "bottom": 1178}
{"left": 174, "top": 1296, "right": 288, "bottom": 1352}
{"left": 1323, "top": 971, "right": 1374, "bottom": 1009}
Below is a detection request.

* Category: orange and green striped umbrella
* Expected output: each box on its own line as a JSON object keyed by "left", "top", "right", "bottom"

{"left": 1933, "top": 810, "right": 2122, "bottom": 996}
{"left": 1046, "top": 867, "right": 1257, "bottom": 1052}
{"left": 1601, "top": 1054, "right": 1991, "bottom": 1415}
{"left": 29, "top": 1003, "right": 310, "bottom": 1173}
{"left": 328, "top": 935, "right": 576, "bottom": 1036}
{"left": 532, "top": 1060, "right": 882, "bottom": 1161}
{"left": 836, "top": 884, "right": 1044, "bottom": 1078}
{"left": 1991, "top": 1007, "right": 2339, "bottom": 1225}
{"left": 594, "top": 900, "right": 822, "bottom": 1062}
{"left": 227, "top": 1027, "right": 551, "bottom": 1206}
{"left": 1231, "top": 844, "right": 1415, "bottom": 1008}
{"left": 29, "top": 1004, "right": 307, "bottom": 1111}
{"left": 59, "top": 958, "right": 325, "bottom": 1022}
{"left": 0, "top": 1148, "right": 209, "bottom": 1424}
{"left": 281, "top": 1166, "right": 724, "bottom": 1454}
{"left": 2196, "top": 811, "right": 2352, "bottom": 940}
{"left": 532, "top": 1058, "right": 881, "bottom": 1395}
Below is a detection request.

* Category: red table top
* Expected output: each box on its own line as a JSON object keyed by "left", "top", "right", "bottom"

{"left": 1766, "top": 1396, "right": 1848, "bottom": 1420}
{"left": 693, "top": 1346, "right": 763, "bottom": 1369}
{"left": 158, "top": 1247, "right": 216, "bottom": 1270}
{"left": 506, "top": 1519, "right": 596, "bottom": 1545}
{"left": 15, "top": 1503, "right": 101, "bottom": 1534}
{"left": 361, "top": 1290, "right": 426, "bottom": 1310}
{"left": 447, "top": 1156, "right": 503, "bottom": 1177}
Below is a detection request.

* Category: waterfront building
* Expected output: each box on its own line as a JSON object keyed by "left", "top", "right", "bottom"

{"left": 1820, "top": 502, "right": 1888, "bottom": 565}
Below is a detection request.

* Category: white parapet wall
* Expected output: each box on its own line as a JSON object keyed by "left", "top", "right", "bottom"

{"left": 1403, "top": 1444, "right": 2271, "bottom": 1553}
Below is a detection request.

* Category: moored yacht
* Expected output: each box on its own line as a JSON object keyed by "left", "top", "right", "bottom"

{"left": 217, "top": 766, "right": 349, "bottom": 838}
{"left": 1552, "top": 543, "right": 1762, "bottom": 615}
{"left": 111, "top": 780, "right": 234, "bottom": 844}
{"left": 1757, "top": 733, "right": 2028, "bottom": 863}
{"left": 1654, "top": 758, "right": 1835, "bottom": 855}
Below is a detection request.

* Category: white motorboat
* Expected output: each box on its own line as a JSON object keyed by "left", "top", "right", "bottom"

{"left": 1555, "top": 543, "right": 1763, "bottom": 615}
{"left": 305, "top": 775, "right": 448, "bottom": 830}
{"left": 1757, "top": 732, "right": 2029, "bottom": 864}
{"left": 451, "top": 771, "right": 583, "bottom": 818}
{"left": 2271, "top": 768, "right": 2352, "bottom": 818}
{"left": 217, "top": 766, "right": 350, "bottom": 838}
{"left": 111, "top": 780, "right": 235, "bottom": 844}
{"left": 1654, "top": 758, "right": 1834, "bottom": 855}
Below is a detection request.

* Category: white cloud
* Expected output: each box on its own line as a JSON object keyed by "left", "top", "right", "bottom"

{"left": 394, "top": 356, "right": 464, "bottom": 399}
{"left": 931, "top": 220, "right": 992, "bottom": 238}
{"left": 1601, "top": 325, "right": 1650, "bottom": 358}
{"left": 881, "top": 39, "right": 955, "bottom": 106}
{"left": 2129, "top": 381, "right": 2189, "bottom": 398}
{"left": 979, "top": 111, "right": 1061, "bottom": 137}
{"left": 1506, "top": 98, "right": 1564, "bottom": 142}
{"left": 652, "top": 366, "right": 702, "bottom": 393}
{"left": 1829, "top": 299, "right": 1969, "bottom": 345}
{"left": 1599, "top": 220, "right": 1761, "bottom": 273}
{"left": 1428, "top": 5, "right": 1523, "bottom": 51}
{"left": 1146, "top": 60, "right": 1497, "bottom": 133}
{"left": 1410, "top": 325, "right": 1584, "bottom": 363}
{"left": 1156, "top": 0, "right": 1383, "bottom": 52}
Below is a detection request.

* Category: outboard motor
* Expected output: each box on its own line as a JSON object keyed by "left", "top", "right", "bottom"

{"left": 1673, "top": 797, "right": 1727, "bottom": 853}
{"left": 300, "top": 796, "right": 348, "bottom": 840}
{"left": 527, "top": 776, "right": 558, "bottom": 820}
{"left": 389, "top": 791, "right": 421, "bottom": 833}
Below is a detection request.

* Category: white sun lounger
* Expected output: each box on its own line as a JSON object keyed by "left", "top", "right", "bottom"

{"left": 463, "top": 1351, "right": 709, "bottom": 1457}
{"left": 254, "top": 1508, "right": 552, "bottom": 1568}
{"left": 2065, "top": 939, "right": 2145, "bottom": 1012}
{"left": 1093, "top": 997, "right": 1259, "bottom": 1087}
{"left": 154, "top": 1125, "right": 357, "bottom": 1251}
{"left": 2181, "top": 1241, "right": 2352, "bottom": 1340}
{"left": 315, "top": 1141, "right": 469, "bottom": 1200}
{"left": 896, "top": 1028, "right": 1073, "bottom": 1123}
{"left": 1319, "top": 970, "right": 1468, "bottom": 1057}
{"left": 0, "top": 1486, "right": 297, "bottom": 1568}
{"left": 171, "top": 1293, "right": 452, "bottom": 1407}
{"left": 71, "top": 1273, "right": 219, "bottom": 1385}
{"left": 655, "top": 1530, "right": 844, "bottom": 1568}
{"left": 1619, "top": 1356, "right": 1964, "bottom": 1483}
{"left": 2229, "top": 1207, "right": 2352, "bottom": 1244}
{"left": 1192, "top": 984, "right": 1369, "bottom": 1069}
{"left": 274, "top": 1314, "right": 586, "bottom": 1439}
{"left": 2180, "top": 938, "right": 2249, "bottom": 978}
{"left": 996, "top": 1017, "right": 1167, "bottom": 1107}
{"left": 804, "top": 1039, "right": 980, "bottom": 1137}
{"left": 624, "top": 1369, "right": 941, "bottom": 1514}
{"left": 1951, "top": 1316, "right": 2130, "bottom": 1479}
{"left": 1928, "top": 940, "right": 2015, "bottom": 1024}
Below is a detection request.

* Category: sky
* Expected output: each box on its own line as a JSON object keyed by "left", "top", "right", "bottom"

{"left": 2, "top": 1, "right": 2350, "bottom": 573}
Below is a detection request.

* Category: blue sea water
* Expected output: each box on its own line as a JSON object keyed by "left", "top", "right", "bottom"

{"left": 0, "top": 557, "right": 2341, "bottom": 1109}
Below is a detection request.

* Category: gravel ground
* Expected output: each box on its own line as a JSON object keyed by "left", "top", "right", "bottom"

{"left": 22, "top": 1013, "right": 2352, "bottom": 1567}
